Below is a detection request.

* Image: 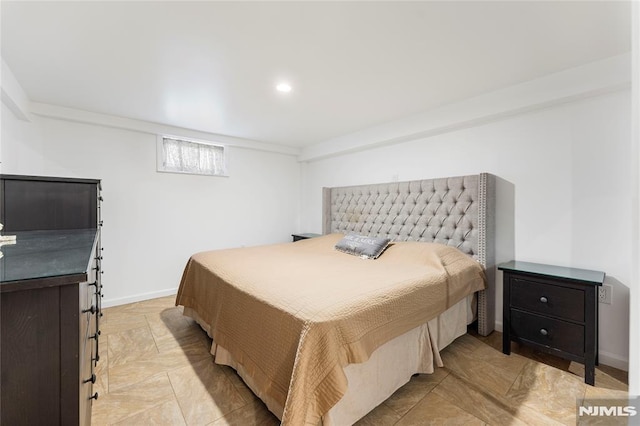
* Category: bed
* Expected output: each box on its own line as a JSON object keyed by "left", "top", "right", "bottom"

{"left": 176, "top": 172, "right": 496, "bottom": 425}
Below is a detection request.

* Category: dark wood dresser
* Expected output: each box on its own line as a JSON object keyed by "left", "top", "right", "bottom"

{"left": 499, "top": 261, "right": 604, "bottom": 385}
{"left": 0, "top": 175, "right": 103, "bottom": 425}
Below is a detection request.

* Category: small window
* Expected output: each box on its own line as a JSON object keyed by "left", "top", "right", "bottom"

{"left": 157, "top": 136, "right": 227, "bottom": 176}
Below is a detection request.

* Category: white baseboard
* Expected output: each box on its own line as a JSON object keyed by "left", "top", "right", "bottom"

{"left": 102, "top": 288, "right": 178, "bottom": 309}
{"left": 598, "top": 350, "right": 629, "bottom": 372}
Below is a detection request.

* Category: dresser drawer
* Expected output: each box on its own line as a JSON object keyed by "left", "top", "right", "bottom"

{"left": 510, "top": 278, "right": 584, "bottom": 322}
{"left": 510, "top": 309, "right": 584, "bottom": 356}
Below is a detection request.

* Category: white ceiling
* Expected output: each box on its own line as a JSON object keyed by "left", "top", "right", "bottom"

{"left": 1, "top": 1, "right": 631, "bottom": 147}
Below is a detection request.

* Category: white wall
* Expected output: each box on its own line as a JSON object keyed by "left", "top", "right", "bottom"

{"left": 1, "top": 103, "right": 301, "bottom": 306}
{"left": 629, "top": 0, "right": 639, "bottom": 395}
{"left": 300, "top": 89, "right": 632, "bottom": 371}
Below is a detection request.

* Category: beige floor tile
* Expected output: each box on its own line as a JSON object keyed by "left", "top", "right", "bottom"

{"left": 113, "top": 399, "right": 187, "bottom": 425}
{"left": 506, "top": 361, "right": 586, "bottom": 425}
{"left": 396, "top": 392, "right": 485, "bottom": 425}
{"left": 155, "top": 325, "right": 211, "bottom": 354}
{"left": 218, "top": 366, "right": 262, "bottom": 405}
{"left": 354, "top": 402, "right": 403, "bottom": 426}
{"left": 91, "top": 373, "right": 176, "bottom": 425}
{"left": 444, "top": 333, "right": 487, "bottom": 355}
{"left": 433, "top": 372, "right": 563, "bottom": 426}
{"left": 383, "top": 368, "right": 450, "bottom": 416}
{"left": 108, "top": 325, "right": 159, "bottom": 369}
{"left": 108, "top": 340, "right": 211, "bottom": 391}
{"left": 169, "top": 358, "right": 247, "bottom": 425}
{"left": 93, "top": 299, "right": 631, "bottom": 426}
{"left": 568, "top": 362, "right": 629, "bottom": 392}
{"left": 583, "top": 384, "right": 630, "bottom": 400}
{"left": 219, "top": 365, "right": 246, "bottom": 388}
{"left": 100, "top": 309, "right": 149, "bottom": 336}
{"left": 146, "top": 307, "right": 192, "bottom": 336}
{"left": 148, "top": 309, "right": 211, "bottom": 353}
{"left": 107, "top": 295, "right": 177, "bottom": 316}
{"left": 440, "top": 344, "right": 520, "bottom": 396}
{"left": 471, "top": 344, "right": 530, "bottom": 377}
{"left": 207, "top": 400, "right": 280, "bottom": 426}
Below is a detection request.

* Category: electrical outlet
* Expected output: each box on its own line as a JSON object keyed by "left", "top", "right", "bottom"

{"left": 598, "top": 284, "right": 612, "bottom": 304}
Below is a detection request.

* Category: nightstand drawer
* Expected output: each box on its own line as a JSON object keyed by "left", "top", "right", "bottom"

{"left": 511, "top": 309, "right": 584, "bottom": 356}
{"left": 511, "top": 278, "right": 584, "bottom": 322}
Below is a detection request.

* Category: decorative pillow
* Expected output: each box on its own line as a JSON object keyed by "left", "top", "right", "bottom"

{"left": 334, "top": 233, "right": 391, "bottom": 259}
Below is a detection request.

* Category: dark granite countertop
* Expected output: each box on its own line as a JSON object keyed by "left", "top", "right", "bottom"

{"left": 0, "top": 229, "right": 98, "bottom": 285}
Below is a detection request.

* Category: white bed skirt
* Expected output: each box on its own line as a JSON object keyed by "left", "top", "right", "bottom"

{"left": 183, "top": 293, "right": 475, "bottom": 425}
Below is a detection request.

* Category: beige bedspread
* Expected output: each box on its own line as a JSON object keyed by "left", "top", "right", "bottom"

{"left": 176, "top": 234, "right": 486, "bottom": 425}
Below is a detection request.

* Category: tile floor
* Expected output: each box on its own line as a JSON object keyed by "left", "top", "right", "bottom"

{"left": 92, "top": 295, "right": 628, "bottom": 425}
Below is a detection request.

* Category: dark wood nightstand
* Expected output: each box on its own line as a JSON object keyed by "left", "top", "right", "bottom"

{"left": 498, "top": 261, "right": 605, "bottom": 385}
{"left": 291, "top": 233, "right": 322, "bottom": 242}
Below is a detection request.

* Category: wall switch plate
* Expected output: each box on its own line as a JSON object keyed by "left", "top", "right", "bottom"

{"left": 598, "top": 284, "right": 612, "bottom": 304}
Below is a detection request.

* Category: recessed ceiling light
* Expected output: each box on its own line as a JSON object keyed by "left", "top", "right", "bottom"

{"left": 276, "top": 82, "right": 292, "bottom": 93}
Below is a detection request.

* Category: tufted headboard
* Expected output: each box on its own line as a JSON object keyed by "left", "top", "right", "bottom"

{"left": 322, "top": 173, "right": 496, "bottom": 336}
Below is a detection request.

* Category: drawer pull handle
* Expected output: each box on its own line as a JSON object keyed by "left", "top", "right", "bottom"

{"left": 539, "top": 328, "right": 549, "bottom": 336}
{"left": 83, "top": 305, "right": 97, "bottom": 315}
{"left": 84, "top": 374, "right": 97, "bottom": 384}
{"left": 90, "top": 392, "right": 99, "bottom": 401}
{"left": 539, "top": 296, "right": 548, "bottom": 303}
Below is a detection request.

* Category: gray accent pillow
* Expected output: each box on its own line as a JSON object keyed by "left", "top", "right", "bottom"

{"left": 334, "top": 233, "right": 391, "bottom": 259}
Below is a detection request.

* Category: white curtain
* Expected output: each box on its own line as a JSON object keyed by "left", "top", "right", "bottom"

{"left": 163, "top": 138, "right": 225, "bottom": 176}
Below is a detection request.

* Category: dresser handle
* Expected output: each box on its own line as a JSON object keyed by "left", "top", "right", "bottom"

{"left": 84, "top": 374, "right": 97, "bottom": 384}
{"left": 539, "top": 328, "right": 549, "bottom": 336}
{"left": 89, "top": 392, "right": 99, "bottom": 401}
{"left": 539, "top": 296, "right": 548, "bottom": 303}
{"left": 83, "top": 305, "right": 97, "bottom": 315}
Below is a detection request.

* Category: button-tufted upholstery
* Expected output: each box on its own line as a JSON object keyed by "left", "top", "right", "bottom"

{"left": 322, "top": 173, "right": 496, "bottom": 336}
{"left": 329, "top": 175, "right": 479, "bottom": 258}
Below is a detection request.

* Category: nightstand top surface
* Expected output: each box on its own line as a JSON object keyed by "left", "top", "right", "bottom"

{"left": 498, "top": 260, "right": 605, "bottom": 285}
